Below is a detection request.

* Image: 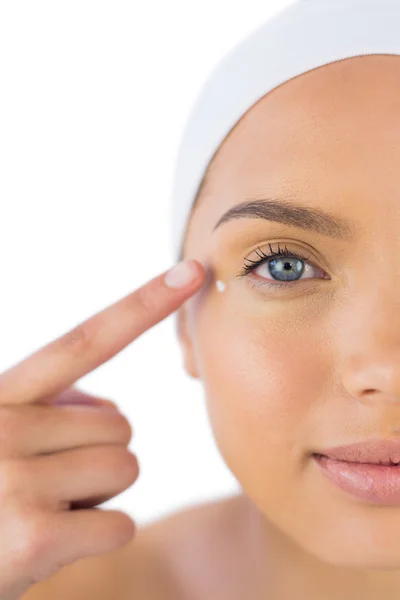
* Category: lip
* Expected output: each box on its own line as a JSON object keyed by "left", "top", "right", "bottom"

{"left": 316, "top": 439, "right": 400, "bottom": 464}
{"left": 312, "top": 439, "right": 400, "bottom": 506}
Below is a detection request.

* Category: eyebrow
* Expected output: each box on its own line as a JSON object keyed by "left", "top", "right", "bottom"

{"left": 212, "top": 197, "right": 356, "bottom": 241}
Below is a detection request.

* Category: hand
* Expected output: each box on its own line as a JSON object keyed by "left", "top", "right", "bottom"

{"left": 0, "top": 259, "right": 205, "bottom": 600}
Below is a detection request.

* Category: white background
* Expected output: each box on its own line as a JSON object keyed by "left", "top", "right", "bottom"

{"left": 0, "top": 0, "right": 294, "bottom": 528}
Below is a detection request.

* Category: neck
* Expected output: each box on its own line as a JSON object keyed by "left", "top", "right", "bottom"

{"left": 236, "top": 491, "right": 400, "bottom": 600}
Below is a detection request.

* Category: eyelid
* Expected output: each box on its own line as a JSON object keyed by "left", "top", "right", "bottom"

{"left": 248, "top": 239, "right": 323, "bottom": 263}
{"left": 247, "top": 239, "right": 335, "bottom": 273}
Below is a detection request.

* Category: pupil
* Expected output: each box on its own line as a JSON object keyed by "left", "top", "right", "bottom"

{"left": 268, "top": 257, "right": 305, "bottom": 282}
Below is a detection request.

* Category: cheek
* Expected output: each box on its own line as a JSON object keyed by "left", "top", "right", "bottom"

{"left": 194, "top": 297, "right": 333, "bottom": 504}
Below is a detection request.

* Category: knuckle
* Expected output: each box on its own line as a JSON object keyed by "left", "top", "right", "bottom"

{"left": 116, "top": 414, "right": 134, "bottom": 445}
{"left": 58, "top": 325, "right": 91, "bottom": 355}
{"left": 87, "top": 408, "right": 133, "bottom": 445}
{"left": 126, "top": 451, "right": 140, "bottom": 480}
{"left": 116, "top": 447, "right": 140, "bottom": 484}
{"left": 135, "top": 283, "right": 160, "bottom": 315}
{"left": 112, "top": 510, "right": 137, "bottom": 540}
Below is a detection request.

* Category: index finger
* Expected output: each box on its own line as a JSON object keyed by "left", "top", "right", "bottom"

{"left": 0, "top": 259, "right": 206, "bottom": 405}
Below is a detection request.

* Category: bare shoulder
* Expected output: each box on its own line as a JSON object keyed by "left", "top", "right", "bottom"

{"left": 129, "top": 493, "right": 245, "bottom": 598}
{"left": 139, "top": 493, "right": 242, "bottom": 554}
{"left": 19, "top": 494, "right": 242, "bottom": 600}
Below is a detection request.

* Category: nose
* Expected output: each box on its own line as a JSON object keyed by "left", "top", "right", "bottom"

{"left": 338, "top": 289, "right": 400, "bottom": 405}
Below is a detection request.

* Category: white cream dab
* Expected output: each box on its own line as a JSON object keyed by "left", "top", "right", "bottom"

{"left": 216, "top": 280, "right": 226, "bottom": 292}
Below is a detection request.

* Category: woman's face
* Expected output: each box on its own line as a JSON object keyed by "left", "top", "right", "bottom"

{"left": 178, "top": 54, "right": 400, "bottom": 569}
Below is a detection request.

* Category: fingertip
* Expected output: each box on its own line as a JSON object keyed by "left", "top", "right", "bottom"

{"left": 164, "top": 259, "right": 202, "bottom": 289}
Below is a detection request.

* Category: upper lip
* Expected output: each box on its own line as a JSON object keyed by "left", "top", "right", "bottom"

{"left": 315, "top": 439, "right": 400, "bottom": 465}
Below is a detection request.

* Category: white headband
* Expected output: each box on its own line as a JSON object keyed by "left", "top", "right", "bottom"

{"left": 169, "top": 0, "right": 400, "bottom": 262}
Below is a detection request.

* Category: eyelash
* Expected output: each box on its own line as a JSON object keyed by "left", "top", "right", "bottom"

{"left": 236, "top": 243, "right": 324, "bottom": 289}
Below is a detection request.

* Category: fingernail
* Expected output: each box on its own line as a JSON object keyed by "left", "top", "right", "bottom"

{"left": 164, "top": 260, "right": 198, "bottom": 289}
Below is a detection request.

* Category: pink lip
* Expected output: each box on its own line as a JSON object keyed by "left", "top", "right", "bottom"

{"left": 316, "top": 439, "right": 400, "bottom": 465}
{"left": 313, "top": 454, "right": 400, "bottom": 505}
{"left": 312, "top": 439, "right": 400, "bottom": 505}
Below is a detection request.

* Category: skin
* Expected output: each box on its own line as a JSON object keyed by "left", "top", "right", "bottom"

{"left": 175, "top": 54, "right": 400, "bottom": 599}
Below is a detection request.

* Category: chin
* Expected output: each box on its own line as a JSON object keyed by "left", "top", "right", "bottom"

{"left": 292, "top": 502, "right": 400, "bottom": 571}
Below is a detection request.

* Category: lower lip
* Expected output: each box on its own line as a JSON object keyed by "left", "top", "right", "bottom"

{"left": 313, "top": 454, "right": 400, "bottom": 505}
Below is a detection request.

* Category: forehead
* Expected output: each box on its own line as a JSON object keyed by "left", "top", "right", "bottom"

{"left": 183, "top": 55, "right": 400, "bottom": 258}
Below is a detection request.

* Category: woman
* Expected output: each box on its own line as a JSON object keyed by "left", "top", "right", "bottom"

{"left": 4, "top": 1, "right": 400, "bottom": 599}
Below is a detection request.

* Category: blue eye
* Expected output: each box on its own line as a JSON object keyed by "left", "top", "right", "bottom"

{"left": 237, "top": 243, "right": 328, "bottom": 288}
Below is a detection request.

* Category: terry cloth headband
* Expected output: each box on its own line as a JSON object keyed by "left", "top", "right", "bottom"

{"left": 168, "top": 0, "right": 400, "bottom": 263}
